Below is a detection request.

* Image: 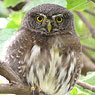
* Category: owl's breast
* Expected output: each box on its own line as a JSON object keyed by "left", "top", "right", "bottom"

{"left": 26, "top": 43, "right": 77, "bottom": 95}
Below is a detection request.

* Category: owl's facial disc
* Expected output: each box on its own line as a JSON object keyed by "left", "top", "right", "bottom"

{"left": 36, "top": 14, "right": 64, "bottom": 33}
{"left": 36, "top": 14, "right": 52, "bottom": 32}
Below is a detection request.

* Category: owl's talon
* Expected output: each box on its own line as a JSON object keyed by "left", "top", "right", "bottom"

{"left": 31, "top": 86, "right": 42, "bottom": 95}
{"left": 31, "top": 86, "right": 35, "bottom": 91}
{"left": 31, "top": 86, "right": 35, "bottom": 95}
{"left": 37, "top": 87, "right": 42, "bottom": 92}
{"left": 32, "top": 90, "right": 35, "bottom": 95}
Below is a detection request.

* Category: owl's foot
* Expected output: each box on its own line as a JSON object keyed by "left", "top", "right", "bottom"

{"left": 31, "top": 86, "right": 42, "bottom": 95}
{"left": 31, "top": 86, "right": 35, "bottom": 95}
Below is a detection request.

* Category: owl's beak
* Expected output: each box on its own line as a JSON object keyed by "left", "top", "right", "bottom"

{"left": 46, "top": 19, "right": 52, "bottom": 32}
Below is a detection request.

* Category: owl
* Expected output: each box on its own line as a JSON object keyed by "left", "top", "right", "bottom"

{"left": 3, "top": 4, "right": 82, "bottom": 95}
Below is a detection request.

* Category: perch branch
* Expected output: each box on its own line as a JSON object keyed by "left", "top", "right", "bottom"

{"left": 0, "top": 83, "right": 30, "bottom": 95}
{"left": 82, "top": 47, "right": 95, "bottom": 63}
{"left": 75, "top": 11, "right": 95, "bottom": 39}
{"left": 0, "top": 60, "right": 21, "bottom": 82}
{"left": 91, "top": 0, "right": 95, "bottom": 3}
{"left": 77, "top": 80, "right": 95, "bottom": 92}
{"left": 84, "top": 9, "right": 95, "bottom": 16}
{"left": 82, "top": 44, "right": 95, "bottom": 51}
{"left": 81, "top": 55, "right": 95, "bottom": 75}
{"left": 0, "top": 60, "right": 31, "bottom": 95}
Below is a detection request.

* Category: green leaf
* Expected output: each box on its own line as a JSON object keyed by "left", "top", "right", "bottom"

{"left": 3, "top": 0, "right": 24, "bottom": 7}
{"left": 66, "top": 0, "right": 87, "bottom": 10}
{"left": 73, "top": 1, "right": 93, "bottom": 11}
{"left": 75, "top": 72, "right": 95, "bottom": 95}
{"left": 23, "top": 0, "right": 67, "bottom": 12}
{"left": 6, "top": 12, "right": 24, "bottom": 29}
{"left": 78, "top": 93, "right": 88, "bottom": 95}
{"left": 70, "top": 88, "right": 78, "bottom": 95}
{"left": 6, "top": 20, "right": 19, "bottom": 29}
{"left": 10, "top": 12, "right": 24, "bottom": 25}
{"left": 73, "top": 11, "right": 95, "bottom": 57}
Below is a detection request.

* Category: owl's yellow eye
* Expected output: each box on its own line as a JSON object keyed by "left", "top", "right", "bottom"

{"left": 56, "top": 16, "right": 63, "bottom": 23}
{"left": 37, "top": 16, "right": 43, "bottom": 22}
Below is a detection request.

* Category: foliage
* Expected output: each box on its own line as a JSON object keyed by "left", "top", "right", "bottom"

{"left": 0, "top": 0, "right": 95, "bottom": 95}
{"left": 6, "top": 12, "right": 24, "bottom": 29}
{"left": 3, "top": 0, "right": 24, "bottom": 7}
{"left": 0, "top": 1, "right": 9, "bottom": 17}
{"left": 22, "top": 0, "right": 67, "bottom": 12}
{"left": 66, "top": 0, "right": 90, "bottom": 10}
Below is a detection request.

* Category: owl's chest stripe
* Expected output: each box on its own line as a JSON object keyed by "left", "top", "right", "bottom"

{"left": 26, "top": 45, "right": 77, "bottom": 95}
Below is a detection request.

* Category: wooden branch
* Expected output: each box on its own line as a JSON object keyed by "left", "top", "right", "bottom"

{"left": 0, "top": 83, "right": 30, "bottom": 95}
{"left": 75, "top": 11, "right": 95, "bottom": 39}
{"left": 0, "top": 60, "right": 21, "bottom": 82}
{"left": 0, "top": 60, "right": 31, "bottom": 95}
{"left": 91, "top": 0, "right": 95, "bottom": 3}
{"left": 8, "top": 2, "right": 26, "bottom": 11}
{"left": 82, "top": 44, "right": 95, "bottom": 51}
{"left": 77, "top": 80, "right": 95, "bottom": 92}
{"left": 82, "top": 47, "right": 95, "bottom": 63}
{"left": 84, "top": 9, "right": 95, "bottom": 16}
{"left": 81, "top": 55, "right": 95, "bottom": 75}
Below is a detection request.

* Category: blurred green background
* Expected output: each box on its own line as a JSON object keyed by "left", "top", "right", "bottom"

{"left": 0, "top": 0, "right": 95, "bottom": 95}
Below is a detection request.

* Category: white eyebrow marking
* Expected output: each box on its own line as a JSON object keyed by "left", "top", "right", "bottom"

{"left": 39, "top": 14, "right": 47, "bottom": 18}
{"left": 52, "top": 14, "right": 63, "bottom": 18}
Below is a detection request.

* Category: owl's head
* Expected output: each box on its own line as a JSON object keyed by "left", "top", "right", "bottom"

{"left": 21, "top": 4, "right": 76, "bottom": 36}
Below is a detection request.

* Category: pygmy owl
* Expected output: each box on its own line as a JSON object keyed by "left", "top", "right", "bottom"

{"left": 3, "top": 4, "right": 82, "bottom": 95}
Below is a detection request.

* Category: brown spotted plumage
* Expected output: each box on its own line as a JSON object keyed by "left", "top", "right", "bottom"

{"left": 3, "top": 4, "right": 82, "bottom": 95}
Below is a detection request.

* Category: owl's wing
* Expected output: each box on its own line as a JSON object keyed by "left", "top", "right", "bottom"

{"left": 3, "top": 29, "right": 34, "bottom": 80}
{"left": 60, "top": 35, "right": 83, "bottom": 93}
{"left": 62, "top": 48, "right": 82, "bottom": 92}
{"left": 69, "top": 51, "right": 82, "bottom": 91}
